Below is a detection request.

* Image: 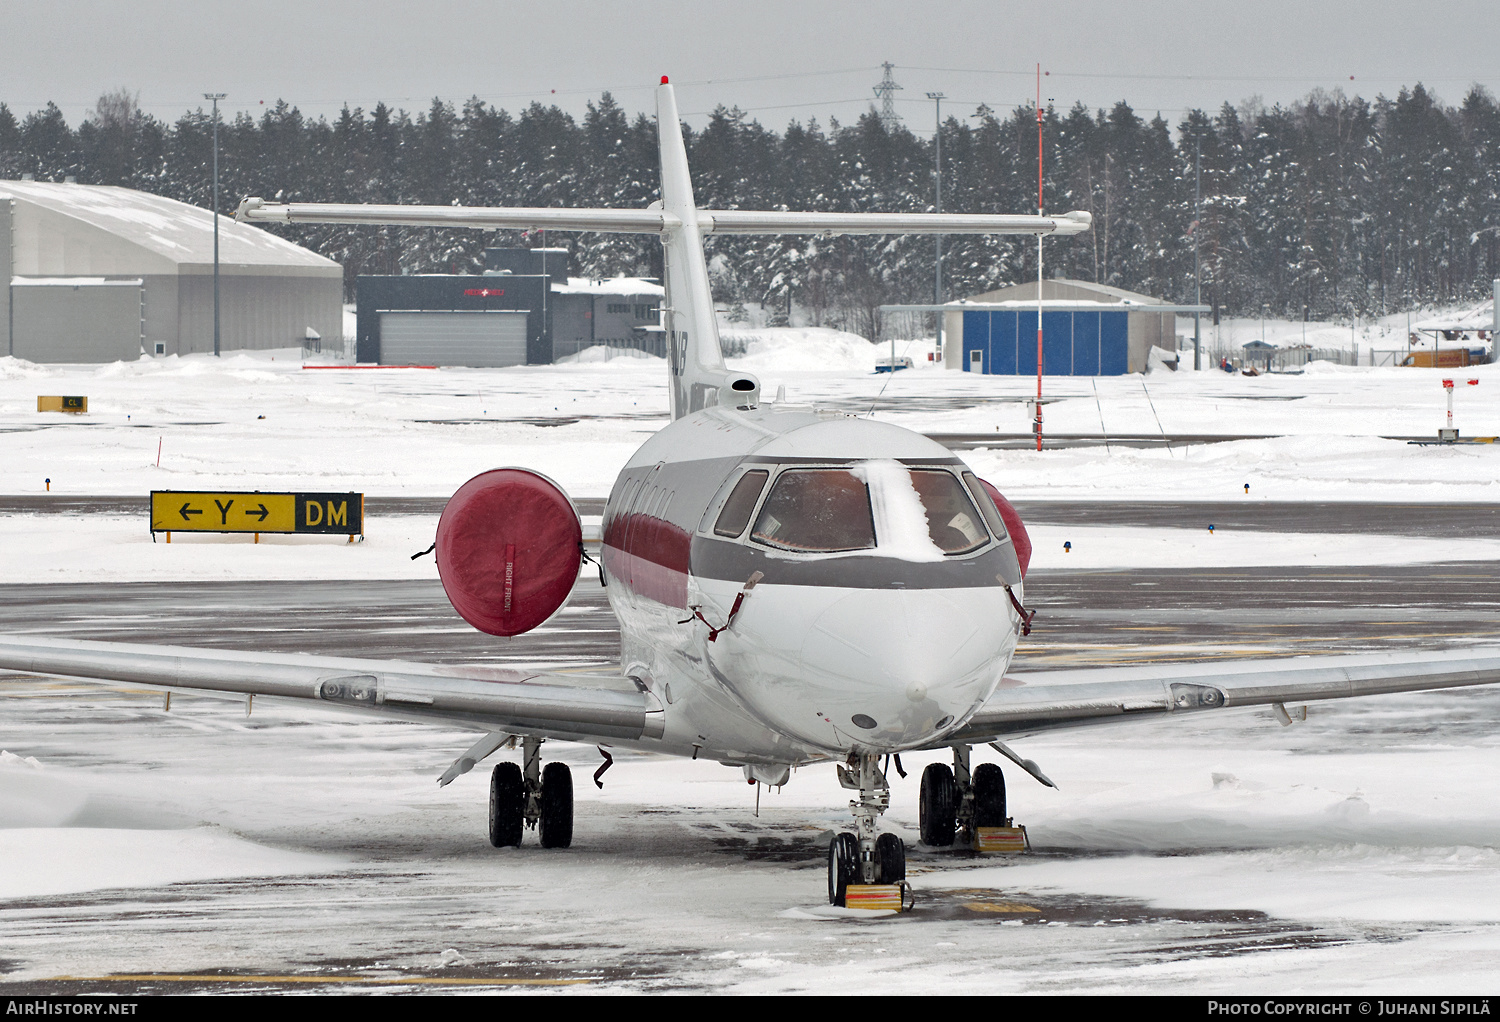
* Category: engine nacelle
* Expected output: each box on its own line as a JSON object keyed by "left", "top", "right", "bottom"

{"left": 977, "top": 479, "right": 1031, "bottom": 578}
{"left": 435, "top": 468, "right": 582, "bottom": 636}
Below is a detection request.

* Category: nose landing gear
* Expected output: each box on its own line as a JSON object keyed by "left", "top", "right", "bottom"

{"left": 488, "top": 736, "right": 574, "bottom": 849}
{"left": 827, "top": 752, "right": 906, "bottom": 905}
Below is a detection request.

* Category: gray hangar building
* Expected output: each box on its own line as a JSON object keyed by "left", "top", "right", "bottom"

{"left": 355, "top": 247, "right": 663, "bottom": 367}
{"left": 1, "top": 180, "right": 342, "bottom": 363}
{"left": 945, "top": 279, "right": 1179, "bottom": 375}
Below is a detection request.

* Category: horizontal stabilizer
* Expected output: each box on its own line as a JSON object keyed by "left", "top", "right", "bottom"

{"left": 237, "top": 198, "right": 1091, "bottom": 238}
{"left": 698, "top": 209, "right": 1092, "bottom": 236}
{"left": 237, "top": 198, "right": 674, "bottom": 234}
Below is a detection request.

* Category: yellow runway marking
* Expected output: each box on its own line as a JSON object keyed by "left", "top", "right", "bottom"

{"left": 50, "top": 973, "right": 591, "bottom": 987}
{"left": 962, "top": 902, "right": 1041, "bottom": 914}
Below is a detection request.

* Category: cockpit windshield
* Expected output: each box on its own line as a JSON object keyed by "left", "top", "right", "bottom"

{"left": 743, "top": 463, "right": 991, "bottom": 558}
{"left": 750, "top": 470, "right": 875, "bottom": 553}
{"left": 907, "top": 469, "right": 989, "bottom": 555}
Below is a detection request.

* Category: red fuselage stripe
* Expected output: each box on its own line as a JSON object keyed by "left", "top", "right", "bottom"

{"left": 602, "top": 512, "right": 693, "bottom": 608}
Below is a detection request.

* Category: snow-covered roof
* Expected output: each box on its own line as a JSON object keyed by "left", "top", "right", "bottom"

{"left": 0, "top": 180, "right": 340, "bottom": 275}
{"left": 551, "top": 276, "right": 663, "bottom": 297}
{"left": 945, "top": 299, "right": 1171, "bottom": 310}
{"left": 1413, "top": 301, "right": 1495, "bottom": 332}
{"left": 961, "top": 278, "right": 1168, "bottom": 306}
{"left": 12, "top": 276, "right": 142, "bottom": 286}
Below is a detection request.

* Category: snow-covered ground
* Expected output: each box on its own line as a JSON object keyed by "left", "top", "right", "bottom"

{"left": 3, "top": 329, "right": 1500, "bottom": 992}
{"left": 4, "top": 682, "right": 1500, "bottom": 992}
{"left": 2, "top": 330, "right": 1496, "bottom": 503}
{"left": 2, "top": 332, "right": 1497, "bottom": 580}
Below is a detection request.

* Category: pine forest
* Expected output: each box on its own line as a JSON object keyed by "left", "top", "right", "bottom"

{"left": 2, "top": 84, "right": 1498, "bottom": 339}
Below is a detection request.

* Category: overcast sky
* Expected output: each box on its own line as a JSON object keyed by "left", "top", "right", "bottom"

{"left": 3, "top": 0, "right": 1498, "bottom": 135}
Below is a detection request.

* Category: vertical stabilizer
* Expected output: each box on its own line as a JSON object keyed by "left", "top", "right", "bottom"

{"left": 656, "top": 81, "right": 759, "bottom": 418}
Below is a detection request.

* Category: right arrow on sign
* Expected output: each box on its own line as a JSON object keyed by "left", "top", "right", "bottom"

{"left": 246, "top": 503, "right": 270, "bottom": 522}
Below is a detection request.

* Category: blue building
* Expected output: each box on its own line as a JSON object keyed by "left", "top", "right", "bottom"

{"left": 945, "top": 279, "right": 1179, "bottom": 376}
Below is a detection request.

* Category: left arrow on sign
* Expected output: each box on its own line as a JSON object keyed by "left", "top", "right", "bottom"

{"left": 178, "top": 503, "right": 203, "bottom": 521}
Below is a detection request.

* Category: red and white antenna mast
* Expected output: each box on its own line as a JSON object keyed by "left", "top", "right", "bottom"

{"left": 1034, "top": 63, "right": 1045, "bottom": 451}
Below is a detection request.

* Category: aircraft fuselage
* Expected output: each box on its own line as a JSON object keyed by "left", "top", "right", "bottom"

{"left": 599, "top": 404, "right": 1025, "bottom": 770}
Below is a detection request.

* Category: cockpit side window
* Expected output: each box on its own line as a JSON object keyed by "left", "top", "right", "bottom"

{"left": 909, "top": 470, "right": 990, "bottom": 554}
{"left": 751, "top": 469, "right": 876, "bottom": 553}
{"left": 712, "top": 470, "right": 769, "bottom": 538}
{"left": 962, "top": 471, "right": 1009, "bottom": 542}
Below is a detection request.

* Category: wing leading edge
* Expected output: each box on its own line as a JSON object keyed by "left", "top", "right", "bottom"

{"left": 0, "top": 635, "right": 661, "bottom": 744}
{"left": 948, "top": 648, "right": 1500, "bottom": 744}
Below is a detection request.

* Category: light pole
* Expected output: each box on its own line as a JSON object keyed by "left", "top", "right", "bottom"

{"left": 204, "top": 92, "right": 226, "bottom": 357}
{"left": 1193, "top": 136, "right": 1202, "bottom": 371}
{"left": 926, "top": 92, "right": 945, "bottom": 358}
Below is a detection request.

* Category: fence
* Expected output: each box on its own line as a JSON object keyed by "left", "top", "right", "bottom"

{"left": 1196, "top": 341, "right": 1360, "bottom": 371}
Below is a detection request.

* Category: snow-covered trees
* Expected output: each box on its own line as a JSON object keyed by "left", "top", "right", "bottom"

{"left": 4, "top": 84, "right": 1498, "bottom": 330}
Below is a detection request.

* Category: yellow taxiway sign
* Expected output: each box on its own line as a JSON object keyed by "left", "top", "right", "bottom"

{"left": 150, "top": 491, "right": 362, "bottom": 535}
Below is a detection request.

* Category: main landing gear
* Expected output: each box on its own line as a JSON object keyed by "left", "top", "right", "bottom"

{"left": 489, "top": 736, "right": 573, "bottom": 849}
{"left": 919, "top": 745, "right": 1006, "bottom": 848}
{"left": 827, "top": 752, "right": 906, "bottom": 906}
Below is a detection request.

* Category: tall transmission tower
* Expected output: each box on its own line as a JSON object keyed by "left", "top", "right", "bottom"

{"left": 872, "top": 62, "right": 903, "bottom": 132}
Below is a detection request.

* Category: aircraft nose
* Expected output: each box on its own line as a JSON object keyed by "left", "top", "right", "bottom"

{"left": 792, "top": 587, "right": 1011, "bottom": 748}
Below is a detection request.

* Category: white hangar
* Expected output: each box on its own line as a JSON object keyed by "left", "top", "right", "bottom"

{"left": 1, "top": 180, "right": 342, "bottom": 363}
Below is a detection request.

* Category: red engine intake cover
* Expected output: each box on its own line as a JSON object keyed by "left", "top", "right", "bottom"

{"left": 978, "top": 479, "right": 1031, "bottom": 578}
{"left": 436, "top": 468, "right": 582, "bottom": 636}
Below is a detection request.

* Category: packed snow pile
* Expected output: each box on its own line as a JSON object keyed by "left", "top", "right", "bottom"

{"left": 723, "top": 328, "right": 882, "bottom": 372}
{"left": 556, "top": 345, "right": 663, "bottom": 365}
{"left": 1145, "top": 345, "right": 1178, "bottom": 374}
{"left": 0, "top": 827, "right": 341, "bottom": 899}
{"left": 0, "top": 356, "right": 50, "bottom": 381}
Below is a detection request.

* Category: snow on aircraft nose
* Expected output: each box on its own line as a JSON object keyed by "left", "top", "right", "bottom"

{"left": 710, "top": 583, "right": 1016, "bottom": 753}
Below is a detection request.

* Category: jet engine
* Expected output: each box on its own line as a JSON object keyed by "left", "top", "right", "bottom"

{"left": 435, "top": 468, "right": 583, "bottom": 636}
{"left": 977, "top": 479, "right": 1031, "bottom": 577}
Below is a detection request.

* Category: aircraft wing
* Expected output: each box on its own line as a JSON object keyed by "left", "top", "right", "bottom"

{"left": 0, "top": 635, "right": 661, "bottom": 745}
{"left": 949, "top": 648, "right": 1500, "bottom": 744}
{"left": 236, "top": 197, "right": 1091, "bottom": 237}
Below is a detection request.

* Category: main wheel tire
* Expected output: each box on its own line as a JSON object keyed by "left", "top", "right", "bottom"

{"left": 874, "top": 832, "right": 906, "bottom": 885}
{"left": 827, "top": 832, "right": 860, "bottom": 906}
{"left": 489, "top": 762, "right": 524, "bottom": 847}
{"left": 919, "top": 762, "right": 958, "bottom": 846}
{"left": 973, "top": 762, "right": 1008, "bottom": 828}
{"left": 538, "top": 761, "right": 574, "bottom": 849}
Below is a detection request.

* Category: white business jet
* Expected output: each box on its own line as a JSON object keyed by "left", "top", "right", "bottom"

{"left": 4, "top": 80, "right": 1499, "bottom": 906}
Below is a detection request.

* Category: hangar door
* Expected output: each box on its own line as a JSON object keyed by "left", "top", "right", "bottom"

{"left": 962, "top": 309, "right": 1129, "bottom": 376}
{"left": 10, "top": 278, "right": 143, "bottom": 363}
{"left": 379, "top": 310, "right": 528, "bottom": 367}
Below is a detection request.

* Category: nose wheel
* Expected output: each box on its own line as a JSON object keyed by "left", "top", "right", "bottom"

{"left": 827, "top": 752, "right": 906, "bottom": 905}
{"left": 488, "top": 737, "right": 573, "bottom": 849}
